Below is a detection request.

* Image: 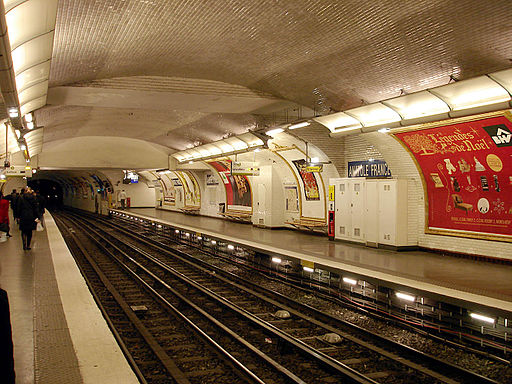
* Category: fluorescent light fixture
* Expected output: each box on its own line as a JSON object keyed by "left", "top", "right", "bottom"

{"left": 24, "top": 113, "right": 33, "bottom": 123}
{"left": 197, "top": 236, "right": 202, "bottom": 240}
{"left": 225, "top": 137, "right": 248, "bottom": 150}
{"left": 289, "top": 121, "right": 310, "bottom": 130}
{"left": 396, "top": 292, "right": 415, "bottom": 302}
{"left": 216, "top": 141, "right": 234, "bottom": 153}
{"left": 345, "top": 103, "right": 401, "bottom": 128}
{"left": 227, "top": 244, "right": 235, "bottom": 250}
{"left": 265, "top": 128, "right": 284, "bottom": 137}
{"left": 470, "top": 313, "right": 495, "bottom": 324}
{"left": 342, "top": 277, "right": 357, "bottom": 285}
{"left": 314, "top": 112, "right": 362, "bottom": 133}
{"left": 175, "top": 229, "right": 180, "bottom": 233}
{"left": 9, "top": 108, "right": 18, "bottom": 118}
{"left": 185, "top": 233, "right": 190, "bottom": 237}
{"left": 303, "top": 266, "right": 314, "bottom": 273}
{"left": 430, "top": 76, "right": 510, "bottom": 111}
{"left": 203, "top": 144, "right": 222, "bottom": 156}
{"left": 211, "top": 240, "right": 217, "bottom": 245}
{"left": 238, "top": 132, "right": 264, "bottom": 147}
{"left": 271, "top": 257, "right": 282, "bottom": 263}
{"left": 378, "top": 128, "right": 390, "bottom": 133}
{"left": 489, "top": 68, "right": 512, "bottom": 94}
{"left": 383, "top": 91, "right": 450, "bottom": 120}
{"left": 157, "top": 224, "right": 162, "bottom": 228}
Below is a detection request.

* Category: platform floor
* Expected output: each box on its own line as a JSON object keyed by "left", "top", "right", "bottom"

{"left": 127, "top": 208, "right": 512, "bottom": 314}
{"left": 0, "top": 212, "right": 138, "bottom": 384}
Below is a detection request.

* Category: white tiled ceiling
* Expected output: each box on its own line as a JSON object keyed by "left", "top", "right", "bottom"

{"left": 20, "top": 0, "right": 512, "bottom": 157}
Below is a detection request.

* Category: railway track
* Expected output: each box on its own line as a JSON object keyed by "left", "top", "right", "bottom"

{"left": 57, "top": 210, "right": 501, "bottom": 383}
{"left": 57, "top": 212, "right": 383, "bottom": 383}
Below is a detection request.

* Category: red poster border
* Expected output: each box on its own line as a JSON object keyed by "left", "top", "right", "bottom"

{"left": 392, "top": 109, "right": 512, "bottom": 243}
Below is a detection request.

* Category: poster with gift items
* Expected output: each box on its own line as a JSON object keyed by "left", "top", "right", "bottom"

{"left": 394, "top": 113, "right": 512, "bottom": 241}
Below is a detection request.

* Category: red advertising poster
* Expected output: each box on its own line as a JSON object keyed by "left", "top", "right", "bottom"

{"left": 395, "top": 114, "right": 512, "bottom": 240}
{"left": 292, "top": 159, "right": 320, "bottom": 201}
{"left": 208, "top": 160, "right": 252, "bottom": 212}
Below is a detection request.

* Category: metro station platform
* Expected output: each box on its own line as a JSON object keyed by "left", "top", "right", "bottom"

{"left": 0, "top": 212, "right": 138, "bottom": 384}
{"left": 126, "top": 208, "right": 512, "bottom": 316}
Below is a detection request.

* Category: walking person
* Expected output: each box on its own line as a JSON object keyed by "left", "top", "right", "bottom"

{"left": 0, "top": 192, "right": 11, "bottom": 237}
{"left": 6, "top": 189, "right": 19, "bottom": 223}
{"left": 15, "top": 188, "right": 39, "bottom": 250}
{"left": 118, "top": 189, "right": 127, "bottom": 210}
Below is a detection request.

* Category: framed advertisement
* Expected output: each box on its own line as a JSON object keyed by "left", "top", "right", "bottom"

{"left": 394, "top": 111, "right": 512, "bottom": 242}
{"left": 292, "top": 159, "right": 320, "bottom": 201}
{"left": 207, "top": 160, "right": 252, "bottom": 212}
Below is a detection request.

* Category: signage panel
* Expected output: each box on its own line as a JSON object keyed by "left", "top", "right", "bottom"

{"left": 3, "top": 166, "right": 32, "bottom": 177}
{"left": 231, "top": 161, "right": 260, "bottom": 176}
{"left": 348, "top": 160, "right": 391, "bottom": 178}
{"left": 306, "top": 165, "right": 323, "bottom": 173}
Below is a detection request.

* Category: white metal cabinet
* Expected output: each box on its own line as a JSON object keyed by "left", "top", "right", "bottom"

{"left": 365, "top": 180, "right": 379, "bottom": 246}
{"left": 378, "top": 179, "right": 409, "bottom": 246}
{"left": 331, "top": 178, "right": 366, "bottom": 243}
{"left": 350, "top": 179, "right": 365, "bottom": 242}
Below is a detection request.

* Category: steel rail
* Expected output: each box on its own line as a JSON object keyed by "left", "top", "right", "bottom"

{"left": 67, "top": 211, "right": 379, "bottom": 384}
{"left": 96, "top": 211, "right": 501, "bottom": 384}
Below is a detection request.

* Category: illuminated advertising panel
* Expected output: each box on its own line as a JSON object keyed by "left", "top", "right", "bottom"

{"left": 395, "top": 113, "right": 512, "bottom": 241}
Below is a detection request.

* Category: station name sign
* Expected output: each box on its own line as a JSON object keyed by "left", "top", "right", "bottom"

{"left": 348, "top": 160, "right": 391, "bottom": 178}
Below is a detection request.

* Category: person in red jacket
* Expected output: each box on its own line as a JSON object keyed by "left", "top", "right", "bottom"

{"left": 0, "top": 192, "right": 11, "bottom": 237}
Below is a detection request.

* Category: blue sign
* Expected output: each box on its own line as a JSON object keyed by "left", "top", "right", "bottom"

{"left": 348, "top": 160, "right": 391, "bottom": 178}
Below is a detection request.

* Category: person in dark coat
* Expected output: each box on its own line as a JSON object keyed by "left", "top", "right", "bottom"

{"left": 0, "top": 288, "right": 15, "bottom": 384}
{"left": 5, "top": 189, "right": 18, "bottom": 221}
{"left": 15, "top": 188, "right": 39, "bottom": 250}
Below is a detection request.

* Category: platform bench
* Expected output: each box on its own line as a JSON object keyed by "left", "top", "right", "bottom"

{"left": 286, "top": 218, "right": 327, "bottom": 233}
{"left": 180, "top": 206, "right": 200, "bottom": 215}
{"left": 219, "top": 212, "right": 252, "bottom": 223}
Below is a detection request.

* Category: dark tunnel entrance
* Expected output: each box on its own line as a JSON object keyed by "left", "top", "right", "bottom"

{"left": 28, "top": 179, "right": 63, "bottom": 211}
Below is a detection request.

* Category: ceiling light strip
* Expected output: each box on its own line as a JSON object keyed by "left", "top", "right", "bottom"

{"left": 8, "top": 28, "right": 54, "bottom": 51}
{"left": 173, "top": 132, "right": 267, "bottom": 163}
{"left": 321, "top": 69, "right": 512, "bottom": 136}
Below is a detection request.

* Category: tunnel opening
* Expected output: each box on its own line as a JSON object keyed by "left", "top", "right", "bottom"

{"left": 28, "top": 179, "right": 63, "bottom": 211}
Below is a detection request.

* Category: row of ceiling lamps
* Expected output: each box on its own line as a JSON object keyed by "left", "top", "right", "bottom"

{"left": 314, "top": 68, "right": 512, "bottom": 135}
{"left": 171, "top": 69, "right": 512, "bottom": 164}
{"left": 172, "top": 132, "right": 267, "bottom": 163}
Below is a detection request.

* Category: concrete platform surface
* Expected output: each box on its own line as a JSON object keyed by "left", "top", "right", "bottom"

{"left": 0, "top": 211, "right": 138, "bottom": 384}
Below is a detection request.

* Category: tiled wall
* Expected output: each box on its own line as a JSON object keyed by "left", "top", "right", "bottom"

{"left": 282, "top": 125, "right": 512, "bottom": 259}
{"left": 361, "top": 132, "right": 512, "bottom": 260}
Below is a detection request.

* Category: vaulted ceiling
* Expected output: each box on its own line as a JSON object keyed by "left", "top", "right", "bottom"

{"left": 4, "top": 0, "right": 512, "bottom": 168}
